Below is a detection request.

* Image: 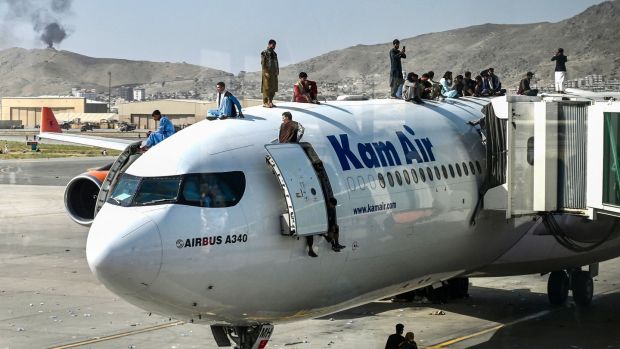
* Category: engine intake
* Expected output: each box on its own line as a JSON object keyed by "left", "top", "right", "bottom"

{"left": 64, "top": 171, "right": 107, "bottom": 226}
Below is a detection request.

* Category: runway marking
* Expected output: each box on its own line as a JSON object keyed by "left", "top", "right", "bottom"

{"left": 48, "top": 320, "right": 185, "bottom": 349}
{"left": 425, "top": 309, "right": 550, "bottom": 348}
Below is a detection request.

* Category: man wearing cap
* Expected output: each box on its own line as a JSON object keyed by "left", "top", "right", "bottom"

{"left": 518, "top": 72, "right": 539, "bottom": 96}
{"left": 141, "top": 110, "right": 175, "bottom": 150}
{"left": 551, "top": 48, "right": 568, "bottom": 93}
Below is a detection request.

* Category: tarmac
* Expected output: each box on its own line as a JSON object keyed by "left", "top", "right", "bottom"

{"left": 1, "top": 158, "right": 620, "bottom": 349}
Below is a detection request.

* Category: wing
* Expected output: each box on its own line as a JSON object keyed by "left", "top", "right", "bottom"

{"left": 39, "top": 107, "right": 135, "bottom": 151}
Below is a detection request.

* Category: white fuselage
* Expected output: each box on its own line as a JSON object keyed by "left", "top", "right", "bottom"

{"left": 85, "top": 98, "right": 620, "bottom": 326}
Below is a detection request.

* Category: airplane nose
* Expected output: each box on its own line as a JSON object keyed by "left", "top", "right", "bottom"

{"left": 86, "top": 207, "right": 163, "bottom": 295}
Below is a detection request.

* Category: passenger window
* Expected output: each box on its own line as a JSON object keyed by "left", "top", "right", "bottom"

{"left": 179, "top": 172, "right": 246, "bottom": 208}
{"left": 368, "top": 174, "right": 377, "bottom": 189}
{"left": 134, "top": 176, "right": 181, "bottom": 206}
{"left": 476, "top": 160, "right": 482, "bottom": 174}
{"left": 426, "top": 167, "right": 433, "bottom": 181}
{"left": 411, "top": 169, "right": 418, "bottom": 183}
{"left": 387, "top": 172, "right": 395, "bottom": 187}
{"left": 456, "top": 163, "right": 462, "bottom": 177}
{"left": 419, "top": 168, "right": 426, "bottom": 182}
{"left": 357, "top": 176, "right": 366, "bottom": 190}
{"left": 347, "top": 177, "right": 356, "bottom": 191}
{"left": 469, "top": 161, "right": 476, "bottom": 175}
{"left": 395, "top": 171, "right": 403, "bottom": 186}
{"left": 403, "top": 169, "right": 411, "bottom": 184}
{"left": 434, "top": 166, "right": 441, "bottom": 180}
{"left": 109, "top": 174, "right": 140, "bottom": 206}
{"left": 448, "top": 164, "right": 455, "bottom": 178}
{"left": 442, "top": 165, "right": 448, "bottom": 178}
{"left": 462, "top": 162, "right": 469, "bottom": 176}
{"left": 378, "top": 173, "right": 386, "bottom": 188}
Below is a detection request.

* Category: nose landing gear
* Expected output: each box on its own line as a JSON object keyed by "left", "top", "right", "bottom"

{"left": 211, "top": 324, "right": 274, "bottom": 349}
{"left": 547, "top": 266, "right": 595, "bottom": 306}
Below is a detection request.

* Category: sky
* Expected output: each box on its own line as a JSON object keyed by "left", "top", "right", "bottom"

{"left": 0, "top": 0, "right": 608, "bottom": 74}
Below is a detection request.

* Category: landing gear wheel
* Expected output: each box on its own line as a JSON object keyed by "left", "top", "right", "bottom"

{"left": 572, "top": 271, "right": 593, "bottom": 306}
{"left": 547, "top": 270, "right": 569, "bottom": 305}
{"left": 448, "top": 278, "right": 469, "bottom": 299}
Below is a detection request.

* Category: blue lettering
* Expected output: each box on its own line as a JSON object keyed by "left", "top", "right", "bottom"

{"left": 421, "top": 138, "right": 435, "bottom": 161}
{"left": 327, "top": 134, "right": 364, "bottom": 171}
{"left": 372, "top": 141, "right": 401, "bottom": 167}
{"left": 357, "top": 143, "right": 380, "bottom": 168}
{"left": 415, "top": 139, "right": 429, "bottom": 162}
{"left": 396, "top": 131, "right": 424, "bottom": 164}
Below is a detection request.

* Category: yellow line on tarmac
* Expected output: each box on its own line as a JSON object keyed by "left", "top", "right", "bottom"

{"left": 425, "top": 309, "right": 551, "bottom": 348}
{"left": 49, "top": 320, "right": 185, "bottom": 349}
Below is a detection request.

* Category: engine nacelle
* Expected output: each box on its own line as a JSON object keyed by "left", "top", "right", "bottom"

{"left": 64, "top": 170, "right": 108, "bottom": 226}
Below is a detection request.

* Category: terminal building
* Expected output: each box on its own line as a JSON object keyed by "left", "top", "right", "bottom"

{"left": 116, "top": 98, "right": 263, "bottom": 129}
{"left": 0, "top": 97, "right": 109, "bottom": 128}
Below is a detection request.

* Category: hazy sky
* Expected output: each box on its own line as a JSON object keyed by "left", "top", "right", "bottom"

{"left": 0, "top": 0, "right": 607, "bottom": 73}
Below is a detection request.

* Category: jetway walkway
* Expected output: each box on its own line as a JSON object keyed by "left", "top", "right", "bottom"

{"left": 480, "top": 95, "right": 620, "bottom": 222}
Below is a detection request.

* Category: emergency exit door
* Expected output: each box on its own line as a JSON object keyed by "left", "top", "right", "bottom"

{"left": 265, "top": 143, "right": 328, "bottom": 236}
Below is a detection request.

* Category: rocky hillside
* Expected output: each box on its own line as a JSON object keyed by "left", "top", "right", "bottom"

{"left": 0, "top": 47, "right": 232, "bottom": 97}
{"left": 0, "top": 0, "right": 618, "bottom": 97}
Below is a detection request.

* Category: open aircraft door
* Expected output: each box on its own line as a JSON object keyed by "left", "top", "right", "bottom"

{"left": 265, "top": 143, "right": 328, "bottom": 236}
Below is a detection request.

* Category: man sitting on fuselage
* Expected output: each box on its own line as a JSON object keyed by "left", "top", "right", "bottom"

{"left": 207, "top": 82, "right": 244, "bottom": 119}
{"left": 141, "top": 109, "right": 175, "bottom": 150}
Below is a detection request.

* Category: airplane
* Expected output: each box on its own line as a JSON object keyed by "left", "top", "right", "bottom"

{"left": 38, "top": 95, "right": 620, "bottom": 349}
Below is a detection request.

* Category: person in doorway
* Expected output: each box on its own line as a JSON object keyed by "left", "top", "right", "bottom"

{"left": 326, "top": 197, "right": 345, "bottom": 252}
{"left": 261, "top": 39, "right": 279, "bottom": 108}
{"left": 141, "top": 110, "right": 175, "bottom": 150}
{"left": 551, "top": 48, "right": 568, "bottom": 93}
{"left": 385, "top": 323, "right": 405, "bottom": 349}
{"left": 389, "top": 39, "right": 406, "bottom": 98}
{"left": 278, "top": 112, "right": 304, "bottom": 143}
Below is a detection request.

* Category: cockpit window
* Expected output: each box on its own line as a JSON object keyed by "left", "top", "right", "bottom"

{"left": 133, "top": 177, "right": 181, "bottom": 206}
{"left": 108, "top": 174, "right": 140, "bottom": 206}
{"left": 107, "top": 171, "right": 245, "bottom": 208}
{"left": 179, "top": 172, "right": 245, "bottom": 208}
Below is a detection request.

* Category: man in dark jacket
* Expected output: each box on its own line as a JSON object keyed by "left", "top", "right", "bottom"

{"left": 551, "top": 48, "right": 568, "bottom": 93}
{"left": 385, "top": 323, "right": 405, "bottom": 349}
{"left": 389, "top": 39, "right": 406, "bottom": 98}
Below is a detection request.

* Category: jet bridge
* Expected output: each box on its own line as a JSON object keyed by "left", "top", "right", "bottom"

{"left": 481, "top": 95, "right": 620, "bottom": 221}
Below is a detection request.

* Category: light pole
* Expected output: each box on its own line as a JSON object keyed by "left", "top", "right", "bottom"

{"left": 108, "top": 71, "right": 111, "bottom": 112}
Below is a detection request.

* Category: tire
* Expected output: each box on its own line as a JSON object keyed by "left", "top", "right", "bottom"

{"left": 572, "top": 271, "right": 593, "bottom": 306}
{"left": 548, "top": 270, "right": 569, "bottom": 305}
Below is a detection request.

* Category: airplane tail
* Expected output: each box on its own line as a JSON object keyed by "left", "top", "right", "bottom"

{"left": 41, "top": 107, "right": 61, "bottom": 133}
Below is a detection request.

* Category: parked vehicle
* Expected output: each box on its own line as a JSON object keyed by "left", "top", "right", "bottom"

{"left": 60, "top": 121, "right": 72, "bottom": 130}
{"left": 80, "top": 123, "right": 94, "bottom": 132}
{"left": 119, "top": 122, "right": 136, "bottom": 132}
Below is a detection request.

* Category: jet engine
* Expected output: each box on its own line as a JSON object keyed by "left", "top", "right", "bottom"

{"left": 64, "top": 170, "right": 108, "bottom": 226}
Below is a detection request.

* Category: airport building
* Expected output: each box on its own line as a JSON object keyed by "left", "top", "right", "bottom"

{"left": 0, "top": 97, "right": 109, "bottom": 128}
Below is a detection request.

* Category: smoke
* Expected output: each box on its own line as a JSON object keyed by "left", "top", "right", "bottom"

{"left": 0, "top": 0, "right": 72, "bottom": 48}
{"left": 40, "top": 22, "right": 66, "bottom": 48}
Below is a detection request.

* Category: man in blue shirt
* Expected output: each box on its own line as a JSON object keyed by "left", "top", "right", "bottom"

{"left": 142, "top": 109, "right": 175, "bottom": 150}
{"left": 207, "top": 82, "right": 244, "bottom": 119}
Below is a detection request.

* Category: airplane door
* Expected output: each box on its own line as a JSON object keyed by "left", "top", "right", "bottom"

{"left": 265, "top": 143, "right": 328, "bottom": 236}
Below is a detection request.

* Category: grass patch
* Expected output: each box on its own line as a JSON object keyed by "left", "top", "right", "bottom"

{"left": 0, "top": 140, "right": 121, "bottom": 160}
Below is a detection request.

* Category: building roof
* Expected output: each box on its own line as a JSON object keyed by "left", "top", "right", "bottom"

{"left": 55, "top": 112, "right": 118, "bottom": 122}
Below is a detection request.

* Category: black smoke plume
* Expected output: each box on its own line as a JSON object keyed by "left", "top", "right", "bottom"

{"left": 0, "top": 0, "right": 73, "bottom": 48}
{"left": 40, "top": 22, "right": 67, "bottom": 48}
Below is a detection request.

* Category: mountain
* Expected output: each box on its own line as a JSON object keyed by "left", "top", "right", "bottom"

{"left": 0, "top": 47, "right": 232, "bottom": 97}
{"left": 0, "top": 0, "right": 618, "bottom": 97}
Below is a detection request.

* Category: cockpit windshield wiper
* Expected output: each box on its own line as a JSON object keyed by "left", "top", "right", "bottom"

{"left": 108, "top": 197, "right": 121, "bottom": 205}
{"left": 137, "top": 198, "right": 176, "bottom": 206}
